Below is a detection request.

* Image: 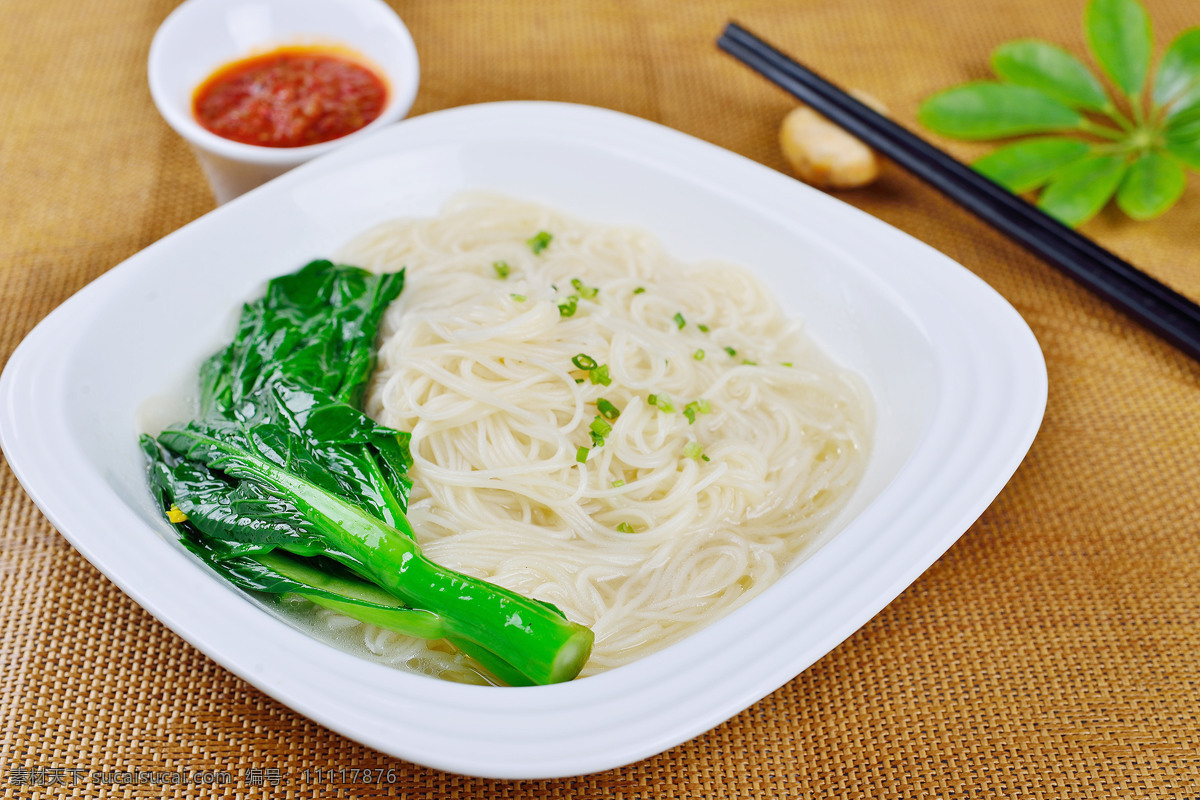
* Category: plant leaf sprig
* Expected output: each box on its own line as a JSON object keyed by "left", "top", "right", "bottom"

{"left": 918, "top": 0, "right": 1200, "bottom": 226}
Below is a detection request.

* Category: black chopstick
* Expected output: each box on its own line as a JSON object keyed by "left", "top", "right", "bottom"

{"left": 717, "top": 21, "right": 1200, "bottom": 364}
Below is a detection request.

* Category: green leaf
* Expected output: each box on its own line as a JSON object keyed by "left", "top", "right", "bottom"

{"left": 1153, "top": 28, "right": 1200, "bottom": 108}
{"left": 1165, "top": 138, "right": 1200, "bottom": 170}
{"left": 1085, "top": 0, "right": 1153, "bottom": 98}
{"left": 1164, "top": 105, "right": 1200, "bottom": 168}
{"left": 972, "top": 137, "right": 1093, "bottom": 192}
{"left": 200, "top": 260, "right": 405, "bottom": 419}
{"left": 1166, "top": 91, "right": 1200, "bottom": 124}
{"left": 992, "top": 39, "right": 1111, "bottom": 110}
{"left": 1116, "top": 151, "right": 1187, "bottom": 219}
{"left": 917, "top": 82, "right": 1084, "bottom": 140}
{"left": 1164, "top": 104, "right": 1200, "bottom": 145}
{"left": 1037, "top": 154, "right": 1129, "bottom": 226}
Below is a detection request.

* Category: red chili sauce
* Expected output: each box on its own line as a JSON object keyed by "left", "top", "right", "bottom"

{"left": 193, "top": 47, "right": 388, "bottom": 148}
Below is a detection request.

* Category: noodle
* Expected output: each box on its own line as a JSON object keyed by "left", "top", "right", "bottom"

{"left": 331, "top": 193, "right": 872, "bottom": 679}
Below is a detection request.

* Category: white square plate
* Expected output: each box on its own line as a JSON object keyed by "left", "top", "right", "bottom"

{"left": 0, "top": 102, "right": 1046, "bottom": 778}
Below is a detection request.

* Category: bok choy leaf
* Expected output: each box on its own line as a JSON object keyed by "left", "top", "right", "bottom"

{"left": 143, "top": 260, "right": 593, "bottom": 686}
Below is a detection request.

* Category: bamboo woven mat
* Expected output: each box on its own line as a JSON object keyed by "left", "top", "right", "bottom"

{"left": 3, "top": 0, "right": 1199, "bottom": 797}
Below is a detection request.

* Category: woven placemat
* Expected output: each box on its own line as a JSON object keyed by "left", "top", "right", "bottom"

{"left": 2, "top": 0, "right": 1199, "bottom": 797}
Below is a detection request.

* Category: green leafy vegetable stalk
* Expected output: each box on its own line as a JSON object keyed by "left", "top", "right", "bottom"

{"left": 142, "top": 259, "right": 593, "bottom": 686}
{"left": 918, "top": 0, "right": 1200, "bottom": 226}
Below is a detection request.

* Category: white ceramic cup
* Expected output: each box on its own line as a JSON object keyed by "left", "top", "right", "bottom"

{"left": 148, "top": 0, "right": 419, "bottom": 204}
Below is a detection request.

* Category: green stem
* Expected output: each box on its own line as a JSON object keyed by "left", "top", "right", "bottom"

{"left": 161, "top": 427, "right": 594, "bottom": 685}
{"left": 255, "top": 552, "right": 449, "bottom": 639}
{"left": 357, "top": 443, "right": 412, "bottom": 536}
{"left": 266, "top": 467, "right": 594, "bottom": 685}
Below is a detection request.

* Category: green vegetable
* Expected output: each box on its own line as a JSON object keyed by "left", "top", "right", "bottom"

{"left": 648, "top": 392, "right": 674, "bottom": 413}
{"left": 589, "top": 415, "right": 613, "bottom": 447}
{"left": 596, "top": 398, "right": 620, "bottom": 420}
{"left": 527, "top": 231, "right": 553, "bottom": 254}
{"left": 493, "top": 261, "right": 511, "bottom": 279}
{"left": 143, "top": 260, "right": 593, "bottom": 686}
{"left": 616, "top": 523, "right": 635, "bottom": 533}
{"left": 919, "top": 0, "right": 1200, "bottom": 225}
{"left": 682, "top": 399, "right": 711, "bottom": 425}
{"left": 673, "top": 312, "right": 686, "bottom": 329}
{"left": 558, "top": 294, "right": 579, "bottom": 317}
{"left": 570, "top": 278, "right": 599, "bottom": 299}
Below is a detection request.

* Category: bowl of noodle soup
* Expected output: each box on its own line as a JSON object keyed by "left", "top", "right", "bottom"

{"left": 0, "top": 102, "right": 1046, "bottom": 777}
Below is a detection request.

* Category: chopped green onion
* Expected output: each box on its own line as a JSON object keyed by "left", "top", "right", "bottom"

{"left": 673, "top": 312, "right": 686, "bottom": 330}
{"left": 528, "top": 231, "right": 553, "bottom": 254}
{"left": 589, "top": 364, "right": 612, "bottom": 386}
{"left": 682, "top": 399, "right": 711, "bottom": 425}
{"left": 612, "top": 479, "right": 625, "bottom": 488}
{"left": 558, "top": 295, "right": 579, "bottom": 317}
{"left": 597, "top": 398, "right": 620, "bottom": 420}
{"left": 648, "top": 392, "right": 674, "bottom": 412}
{"left": 781, "top": 361, "right": 793, "bottom": 367}
{"left": 683, "top": 441, "right": 704, "bottom": 460}
{"left": 572, "top": 353, "right": 598, "bottom": 371}
{"left": 590, "top": 416, "right": 613, "bottom": 438}
{"left": 633, "top": 287, "right": 646, "bottom": 295}
{"left": 647, "top": 393, "right": 657, "bottom": 407}
{"left": 701, "top": 454, "right": 711, "bottom": 462}
{"left": 698, "top": 324, "right": 710, "bottom": 333}
{"left": 576, "top": 446, "right": 589, "bottom": 463}
{"left": 724, "top": 346, "right": 737, "bottom": 357}
{"left": 617, "top": 522, "right": 635, "bottom": 533}
{"left": 693, "top": 349, "right": 705, "bottom": 360}
{"left": 742, "top": 359, "right": 757, "bottom": 365}
{"left": 570, "top": 278, "right": 599, "bottom": 300}
{"left": 493, "top": 261, "right": 511, "bottom": 279}
{"left": 510, "top": 293, "right": 527, "bottom": 302}
{"left": 590, "top": 432, "right": 606, "bottom": 447}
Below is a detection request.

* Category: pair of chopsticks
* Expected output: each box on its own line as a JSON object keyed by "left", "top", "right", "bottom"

{"left": 717, "top": 22, "right": 1200, "bottom": 364}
